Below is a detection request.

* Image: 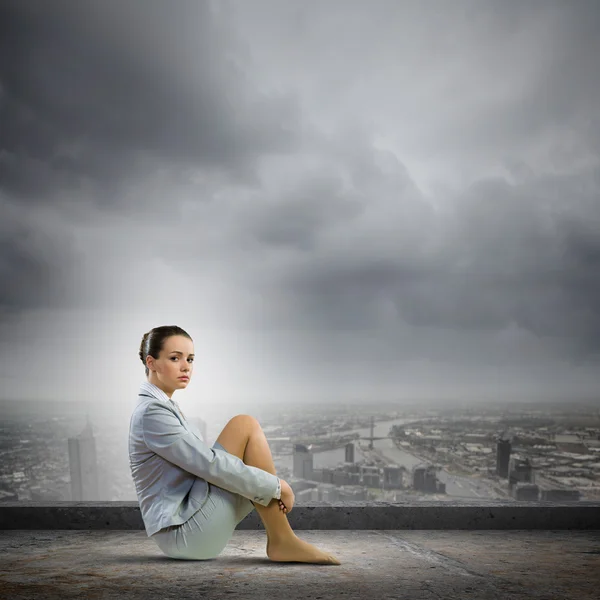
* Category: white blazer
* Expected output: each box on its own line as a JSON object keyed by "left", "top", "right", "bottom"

{"left": 128, "top": 380, "right": 280, "bottom": 537}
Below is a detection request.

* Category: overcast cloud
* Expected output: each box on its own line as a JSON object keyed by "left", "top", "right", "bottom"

{"left": 1, "top": 0, "right": 599, "bottom": 415}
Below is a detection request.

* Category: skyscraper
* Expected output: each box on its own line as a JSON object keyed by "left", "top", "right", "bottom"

{"left": 345, "top": 442, "right": 355, "bottom": 463}
{"left": 68, "top": 414, "right": 99, "bottom": 501}
{"left": 496, "top": 437, "right": 511, "bottom": 478}
{"left": 293, "top": 443, "right": 314, "bottom": 480}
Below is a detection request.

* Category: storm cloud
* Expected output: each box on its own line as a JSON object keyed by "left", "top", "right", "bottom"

{"left": 1, "top": 0, "right": 599, "bottom": 408}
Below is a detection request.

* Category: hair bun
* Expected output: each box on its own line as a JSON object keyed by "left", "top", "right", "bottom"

{"left": 139, "top": 331, "right": 150, "bottom": 364}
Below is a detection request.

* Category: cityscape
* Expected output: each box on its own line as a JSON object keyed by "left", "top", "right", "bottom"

{"left": 1, "top": 398, "right": 599, "bottom": 504}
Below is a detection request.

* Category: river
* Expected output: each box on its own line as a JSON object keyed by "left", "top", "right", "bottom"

{"left": 271, "top": 418, "right": 499, "bottom": 500}
{"left": 273, "top": 417, "right": 430, "bottom": 473}
{"left": 206, "top": 414, "right": 499, "bottom": 499}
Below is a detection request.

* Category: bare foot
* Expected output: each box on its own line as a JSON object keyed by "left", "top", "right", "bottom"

{"left": 267, "top": 534, "right": 341, "bottom": 565}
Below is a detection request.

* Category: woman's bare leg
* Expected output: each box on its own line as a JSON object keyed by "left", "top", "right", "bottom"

{"left": 215, "top": 414, "right": 340, "bottom": 564}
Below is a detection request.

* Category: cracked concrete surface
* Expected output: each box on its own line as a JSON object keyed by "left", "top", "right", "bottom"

{"left": 1, "top": 530, "right": 599, "bottom": 599}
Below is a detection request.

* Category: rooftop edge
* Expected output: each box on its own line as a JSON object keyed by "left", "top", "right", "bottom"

{"left": 1, "top": 500, "right": 599, "bottom": 530}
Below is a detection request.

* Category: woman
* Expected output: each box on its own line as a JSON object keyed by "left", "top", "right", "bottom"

{"left": 129, "top": 325, "right": 341, "bottom": 564}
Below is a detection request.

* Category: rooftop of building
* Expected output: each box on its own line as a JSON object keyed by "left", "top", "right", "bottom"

{"left": 2, "top": 528, "right": 599, "bottom": 599}
{"left": 1, "top": 500, "right": 600, "bottom": 599}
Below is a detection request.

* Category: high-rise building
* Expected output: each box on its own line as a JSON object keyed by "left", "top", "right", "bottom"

{"left": 68, "top": 415, "right": 99, "bottom": 501}
{"left": 344, "top": 442, "right": 355, "bottom": 463}
{"left": 508, "top": 457, "right": 534, "bottom": 486}
{"left": 413, "top": 465, "right": 439, "bottom": 493}
{"left": 383, "top": 465, "right": 403, "bottom": 489}
{"left": 496, "top": 438, "right": 511, "bottom": 478}
{"left": 293, "top": 443, "right": 314, "bottom": 480}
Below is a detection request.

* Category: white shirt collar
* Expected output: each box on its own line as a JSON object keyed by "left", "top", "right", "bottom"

{"left": 139, "top": 380, "right": 173, "bottom": 405}
{"left": 138, "top": 380, "right": 188, "bottom": 420}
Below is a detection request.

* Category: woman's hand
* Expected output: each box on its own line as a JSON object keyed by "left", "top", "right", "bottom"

{"left": 278, "top": 479, "right": 295, "bottom": 514}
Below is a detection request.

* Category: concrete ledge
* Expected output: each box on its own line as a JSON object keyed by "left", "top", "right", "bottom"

{"left": 2, "top": 500, "right": 599, "bottom": 530}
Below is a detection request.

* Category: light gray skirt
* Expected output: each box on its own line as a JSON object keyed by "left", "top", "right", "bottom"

{"left": 151, "top": 441, "right": 255, "bottom": 560}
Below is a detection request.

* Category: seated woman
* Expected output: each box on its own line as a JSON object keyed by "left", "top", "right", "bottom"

{"left": 129, "top": 324, "right": 340, "bottom": 564}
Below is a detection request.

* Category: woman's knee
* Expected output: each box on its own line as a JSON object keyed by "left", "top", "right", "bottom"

{"left": 215, "top": 414, "right": 261, "bottom": 459}
{"left": 228, "top": 414, "right": 260, "bottom": 433}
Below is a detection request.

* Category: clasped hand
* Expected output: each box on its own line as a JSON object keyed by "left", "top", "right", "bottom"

{"left": 277, "top": 479, "right": 295, "bottom": 514}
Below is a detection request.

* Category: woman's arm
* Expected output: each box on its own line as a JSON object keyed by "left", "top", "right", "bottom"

{"left": 142, "top": 401, "right": 279, "bottom": 506}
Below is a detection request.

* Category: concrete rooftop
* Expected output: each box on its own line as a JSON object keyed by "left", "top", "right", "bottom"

{"left": 1, "top": 529, "right": 599, "bottom": 599}
{"left": 2, "top": 502, "right": 599, "bottom": 598}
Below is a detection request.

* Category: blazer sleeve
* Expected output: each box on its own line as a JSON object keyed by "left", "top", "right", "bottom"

{"left": 141, "top": 401, "right": 279, "bottom": 506}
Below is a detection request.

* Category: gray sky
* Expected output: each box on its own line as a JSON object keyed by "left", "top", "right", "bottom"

{"left": 1, "top": 0, "right": 599, "bottom": 414}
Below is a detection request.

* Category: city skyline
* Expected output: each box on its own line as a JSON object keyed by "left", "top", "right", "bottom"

{"left": 1, "top": 398, "right": 598, "bottom": 503}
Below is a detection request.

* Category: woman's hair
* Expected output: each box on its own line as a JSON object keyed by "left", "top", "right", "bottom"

{"left": 139, "top": 325, "right": 193, "bottom": 377}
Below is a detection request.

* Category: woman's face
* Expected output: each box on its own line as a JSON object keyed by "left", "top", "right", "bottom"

{"left": 147, "top": 335, "right": 194, "bottom": 393}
